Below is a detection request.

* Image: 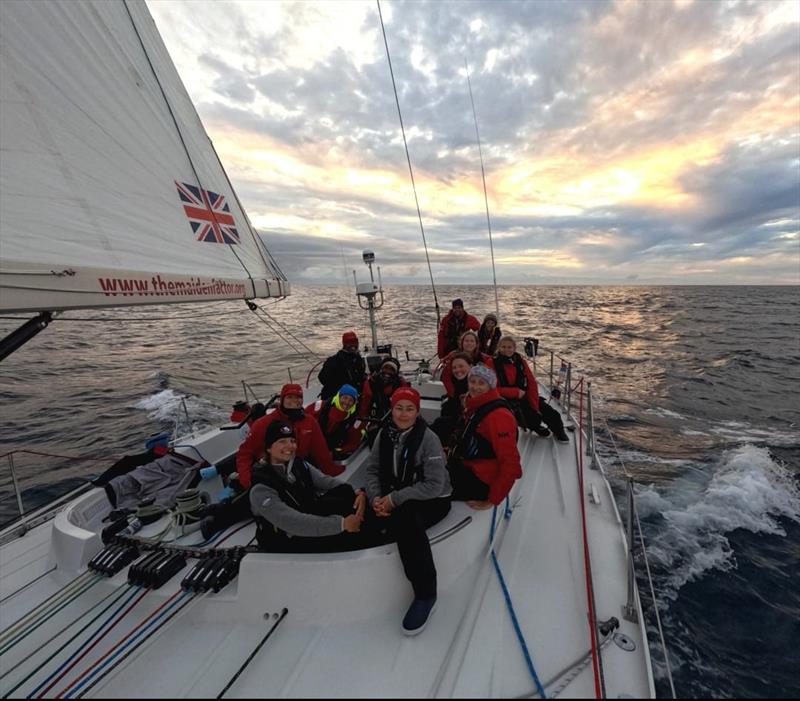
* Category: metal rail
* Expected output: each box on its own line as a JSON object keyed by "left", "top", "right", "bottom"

{"left": 525, "top": 345, "right": 676, "bottom": 697}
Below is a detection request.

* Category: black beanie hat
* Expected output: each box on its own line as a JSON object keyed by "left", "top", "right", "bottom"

{"left": 264, "top": 421, "right": 295, "bottom": 450}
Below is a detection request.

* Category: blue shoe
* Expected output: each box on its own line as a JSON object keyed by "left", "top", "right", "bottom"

{"left": 402, "top": 597, "right": 437, "bottom": 636}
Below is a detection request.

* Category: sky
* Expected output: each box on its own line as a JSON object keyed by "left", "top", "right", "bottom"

{"left": 147, "top": 0, "right": 800, "bottom": 285}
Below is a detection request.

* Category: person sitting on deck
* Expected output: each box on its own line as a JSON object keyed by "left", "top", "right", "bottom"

{"left": 430, "top": 351, "right": 473, "bottom": 448}
{"left": 364, "top": 387, "right": 451, "bottom": 635}
{"left": 436, "top": 298, "right": 480, "bottom": 359}
{"left": 305, "top": 384, "right": 364, "bottom": 460}
{"left": 237, "top": 383, "right": 342, "bottom": 489}
{"left": 452, "top": 329, "right": 493, "bottom": 368}
{"left": 318, "top": 331, "right": 367, "bottom": 400}
{"left": 478, "top": 313, "right": 501, "bottom": 356}
{"left": 494, "top": 336, "right": 569, "bottom": 443}
{"left": 446, "top": 365, "right": 522, "bottom": 510}
{"left": 201, "top": 383, "right": 344, "bottom": 540}
{"left": 359, "top": 356, "right": 409, "bottom": 442}
{"left": 249, "top": 421, "right": 367, "bottom": 552}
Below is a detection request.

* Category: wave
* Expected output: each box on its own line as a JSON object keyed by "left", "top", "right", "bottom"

{"left": 132, "top": 388, "right": 226, "bottom": 428}
{"left": 635, "top": 444, "right": 800, "bottom": 602}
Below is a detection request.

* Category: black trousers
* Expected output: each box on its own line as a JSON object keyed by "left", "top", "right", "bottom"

{"left": 537, "top": 398, "right": 566, "bottom": 434}
{"left": 366, "top": 498, "right": 450, "bottom": 600}
{"left": 256, "top": 485, "right": 366, "bottom": 553}
{"left": 447, "top": 459, "right": 490, "bottom": 502}
{"left": 508, "top": 397, "right": 565, "bottom": 434}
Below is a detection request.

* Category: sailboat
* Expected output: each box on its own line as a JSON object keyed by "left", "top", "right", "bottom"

{"left": 0, "top": 1, "right": 659, "bottom": 697}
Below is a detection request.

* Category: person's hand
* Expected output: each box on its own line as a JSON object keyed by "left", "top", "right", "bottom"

{"left": 372, "top": 495, "right": 393, "bottom": 517}
{"left": 353, "top": 490, "right": 367, "bottom": 512}
{"left": 517, "top": 389, "right": 525, "bottom": 399}
{"left": 343, "top": 493, "right": 366, "bottom": 532}
{"left": 467, "top": 500, "right": 494, "bottom": 510}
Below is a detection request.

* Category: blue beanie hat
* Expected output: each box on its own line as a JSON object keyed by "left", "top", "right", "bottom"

{"left": 452, "top": 298, "right": 464, "bottom": 308}
{"left": 338, "top": 384, "right": 358, "bottom": 400}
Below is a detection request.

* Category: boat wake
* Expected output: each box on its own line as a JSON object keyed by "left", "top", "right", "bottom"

{"left": 635, "top": 444, "right": 800, "bottom": 601}
{"left": 133, "top": 389, "right": 226, "bottom": 426}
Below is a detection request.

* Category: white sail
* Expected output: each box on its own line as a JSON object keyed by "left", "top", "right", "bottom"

{"left": 0, "top": 0, "right": 288, "bottom": 313}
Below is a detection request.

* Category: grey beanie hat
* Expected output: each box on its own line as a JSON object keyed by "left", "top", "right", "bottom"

{"left": 468, "top": 364, "right": 497, "bottom": 388}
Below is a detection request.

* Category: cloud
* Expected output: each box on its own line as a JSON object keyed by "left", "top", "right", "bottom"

{"left": 147, "top": 0, "right": 800, "bottom": 284}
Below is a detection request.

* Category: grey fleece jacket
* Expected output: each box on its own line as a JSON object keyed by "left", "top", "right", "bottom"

{"left": 249, "top": 461, "right": 348, "bottom": 538}
{"left": 365, "top": 425, "right": 452, "bottom": 507}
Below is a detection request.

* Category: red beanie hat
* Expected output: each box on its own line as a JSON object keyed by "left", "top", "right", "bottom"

{"left": 342, "top": 331, "right": 358, "bottom": 346}
{"left": 390, "top": 386, "right": 420, "bottom": 410}
{"left": 280, "top": 383, "right": 304, "bottom": 401}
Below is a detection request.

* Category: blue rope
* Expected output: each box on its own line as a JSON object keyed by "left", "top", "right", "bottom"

{"left": 27, "top": 586, "right": 143, "bottom": 699}
{"left": 63, "top": 590, "right": 190, "bottom": 698}
{"left": 489, "top": 506, "right": 547, "bottom": 698}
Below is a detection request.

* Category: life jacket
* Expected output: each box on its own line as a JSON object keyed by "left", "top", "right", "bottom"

{"left": 377, "top": 418, "right": 429, "bottom": 494}
{"left": 449, "top": 398, "right": 511, "bottom": 463}
{"left": 317, "top": 400, "right": 357, "bottom": 451}
{"left": 251, "top": 458, "right": 317, "bottom": 543}
{"left": 494, "top": 353, "right": 528, "bottom": 390}
{"left": 443, "top": 313, "right": 470, "bottom": 352}
{"left": 478, "top": 326, "right": 501, "bottom": 353}
{"left": 366, "top": 373, "right": 402, "bottom": 421}
{"left": 442, "top": 375, "right": 468, "bottom": 418}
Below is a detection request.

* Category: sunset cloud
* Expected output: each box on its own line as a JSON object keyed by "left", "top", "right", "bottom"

{"left": 148, "top": 0, "right": 800, "bottom": 284}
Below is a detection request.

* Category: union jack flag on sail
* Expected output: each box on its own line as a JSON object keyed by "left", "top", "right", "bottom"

{"left": 176, "top": 181, "right": 240, "bottom": 244}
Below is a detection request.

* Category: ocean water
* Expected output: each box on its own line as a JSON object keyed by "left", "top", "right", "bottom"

{"left": 1, "top": 284, "right": 798, "bottom": 697}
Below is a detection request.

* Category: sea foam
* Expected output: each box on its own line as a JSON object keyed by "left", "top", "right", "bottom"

{"left": 635, "top": 444, "right": 800, "bottom": 600}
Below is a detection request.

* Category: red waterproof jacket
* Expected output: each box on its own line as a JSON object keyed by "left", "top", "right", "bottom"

{"left": 462, "top": 389, "right": 522, "bottom": 505}
{"left": 437, "top": 311, "right": 480, "bottom": 358}
{"left": 305, "top": 399, "right": 364, "bottom": 456}
{"left": 493, "top": 353, "right": 541, "bottom": 410}
{"left": 235, "top": 409, "right": 341, "bottom": 489}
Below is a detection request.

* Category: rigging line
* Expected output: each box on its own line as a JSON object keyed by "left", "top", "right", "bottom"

{"left": 252, "top": 304, "right": 321, "bottom": 358}
{"left": 600, "top": 416, "right": 677, "bottom": 699}
{"left": 633, "top": 495, "right": 678, "bottom": 699}
{"left": 216, "top": 607, "right": 289, "bottom": 699}
{"left": 121, "top": 1, "right": 257, "bottom": 295}
{"left": 464, "top": 58, "right": 500, "bottom": 322}
{"left": 78, "top": 590, "right": 208, "bottom": 699}
{"left": 1, "top": 586, "right": 134, "bottom": 698}
{"left": 0, "top": 582, "right": 127, "bottom": 680}
{"left": 464, "top": 59, "right": 500, "bottom": 320}
{"left": 29, "top": 585, "right": 148, "bottom": 699}
{"left": 65, "top": 590, "right": 192, "bottom": 699}
{"left": 577, "top": 384, "right": 606, "bottom": 699}
{"left": 376, "top": 0, "right": 441, "bottom": 329}
{"left": 0, "top": 566, "right": 57, "bottom": 606}
{"left": 246, "top": 305, "right": 318, "bottom": 362}
{"left": 0, "top": 576, "right": 101, "bottom": 654}
{"left": 0, "top": 571, "right": 93, "bottom": 642}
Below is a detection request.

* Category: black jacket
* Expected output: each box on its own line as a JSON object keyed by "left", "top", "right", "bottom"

{"left": 318, "top": 350, "right": 366, "bottom": 400}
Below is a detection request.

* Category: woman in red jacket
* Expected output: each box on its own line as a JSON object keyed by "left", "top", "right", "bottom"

{"left": 236, "top": 383, "right": 341, "bottom": 490}
{"left": 494, "top": 336, "right": 569, "bottom": 442}
{"left": 446, "top": 364, "right": 522, "bottom": 509}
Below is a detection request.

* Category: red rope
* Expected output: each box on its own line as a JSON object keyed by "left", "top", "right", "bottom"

{"left": 53, "top": 589, "right": 181, "bottom": 698}
{"left": 36, "top": 588, "right": 150, "bottom": 698}
{"left": 576, "top": 377, "right": 602, "bottom": 698}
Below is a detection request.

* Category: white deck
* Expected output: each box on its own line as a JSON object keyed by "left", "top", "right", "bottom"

{"left": 0, "top": 390, "right": 654, "bottom": 699}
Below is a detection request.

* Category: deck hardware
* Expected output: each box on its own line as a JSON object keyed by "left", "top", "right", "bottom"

{"left": 613, "top": 632, "right": 636, "bottom": 652}
{"left": 589, "top": 483, "right": 601, "bottom": 505}
{"left": 598, "top": 617, "right": 620, "bottom": 637}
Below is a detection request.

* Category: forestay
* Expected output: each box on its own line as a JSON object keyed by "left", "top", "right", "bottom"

{"left": 0, "top": 0, "right": 288, "bottom": 313}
